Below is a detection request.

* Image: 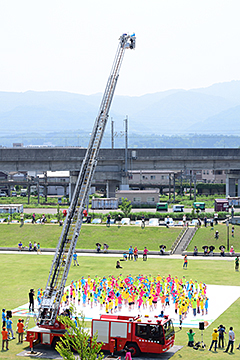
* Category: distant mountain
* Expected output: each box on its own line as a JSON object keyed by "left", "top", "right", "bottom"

{"left": 1, "top": 80, "right": 240, "bottom": 136}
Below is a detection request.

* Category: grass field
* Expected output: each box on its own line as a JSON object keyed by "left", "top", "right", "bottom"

{"left": 0, "top": 253, "right": 240, "bottom": 360}
{"left": 0, "top": 224, "right": 181, "bottom": 251}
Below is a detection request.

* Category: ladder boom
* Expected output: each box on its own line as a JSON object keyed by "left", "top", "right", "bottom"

{"left": 37, "top": 33, "right": 136, "bottom": 327}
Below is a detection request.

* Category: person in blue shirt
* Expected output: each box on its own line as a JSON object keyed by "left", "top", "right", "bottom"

{"left": 128, "top": 246, "right": 133, "bottom": 260}
{"left": 2, "top": 309, "right": 6, "bottom": 327}
{"left": 6, "top": 317, "right": 15, "bottom": 339}
{"left": 73, "top": 252, "right": 79, "bottom": 266}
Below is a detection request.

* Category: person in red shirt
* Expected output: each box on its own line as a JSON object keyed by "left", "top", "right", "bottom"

{"left": 17, "top": 319, "right": 24, "bottom": 343}
{"left": 1, "top": 327, "right": 8, "bottom": 351}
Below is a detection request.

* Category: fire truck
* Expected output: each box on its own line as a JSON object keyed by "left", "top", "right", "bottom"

{"left": 26, "top": 32, "right": 136, "bottom": 350}
{"left": 92, "top": 314, "right": 175, "bottom": 356}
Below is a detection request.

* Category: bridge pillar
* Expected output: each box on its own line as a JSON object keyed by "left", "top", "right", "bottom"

{"left": 238, "top": 179, "right": 240, "bottom": 197}
{"left": 69, "top": 171, "right": 79, "bottom": 203}
{"left": 226, "top": 175, "right": 236, "bottom": 197}
{"left": 106, "top": 180, "right": 119, "bottom": 198}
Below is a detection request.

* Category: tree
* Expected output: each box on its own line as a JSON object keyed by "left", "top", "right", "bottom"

{"left": 119, "top": 197, "right": 132, "bottom": 218}
{"left": 56, "top": 309, "right": 104, "bottom": 360}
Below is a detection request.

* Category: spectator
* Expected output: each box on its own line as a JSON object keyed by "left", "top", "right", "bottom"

{"left": 33, "top": 242, "right": 37, "bottom": 252}
{"left": 182, "top": 214, "right": 186, "bottom": 226}
{"left": 1, "top": 327, "right": 8, "bottom": 351}
{"left": 143, "top": 247, "right": 148, "bottom": 261}
{"left": 96, "top": 243, "right": 101, "bottom": 253}
{"left": 187, "top": 329, "right": 195, "bottom": 347}
{"left": 41, "top": 214, "right": 46, "bottom": 224}
{"left": 18, "top": 241, "right": 23, "bottom": 251}
{"left": 160, "top": 245, "right": 165, "bottom": 255}
{"left": 29, "top": 241, "right": 32, "bottom": 251}
{"left": 123, "top": 252, "right": 127, "bottom": 261}
{"left": 134, "top": 247, "right": 138, "bottom": 261}
{"left": 208, "top": 328, "right": 218, "bottom": 352}
{"left": 204, "top": 216, "right": 207, "bottom": 227}
{"left": 17, "top": 319, "right": 24, "bottom": 343}
{"left": 32, "top": 213, "right": 36, "bottom": 224}
{"left": 106, "top": 214, "right": 111, "bottom": 227}
{"left": 73, "top": 252, "right": 79, "bottom": 266}
{"left": 6, "top": 316, "right": 14, "bottom": 340}
{"left": 193, "top": 246, "right": 198, "bottom": 256}
{"left": 116, "top": 261, "right": 122, "bottom": 269}
{"left": 141, "top": 214, "right": 145, "bottom": 228}
{"left": 235, "top": 256, "right": 239, "bottom": 271}
{"left": 103, "top": 243, "right": 109, "bottom": 253}
{"left": 20, "top": 212, "right": 24, "bottom": 227}
{"left": 220, "top": 246, "right": 225, "bottom": 257}
{"left": 215, "top": 230, "right": 219, "bottom": 239}
{"left": 232, "top": 226, "right": 235, "bottom": 237}
{"left": 128, "top": 246, "right": 133, "bottom": 260}
{"left": 37, "top": 243, "right": 42, "bottom": 254}
{"left": 166, "top": 216, "right": 170, "bottom": 228}
{"left": 183, "top": 255, "right": 188, "bottom": 269}
{"left": 210, "top": 218, "right": 214, "bottom": 229}
{"left": 230, "top": 246, "right": 235, "bottom": 256}
{"left": 224, "top": 326, "right": 235, "bottom": 353}
{"left": 214, "top": 212, "right": 218, "bottom": 225}
{"left": 2, "top": 309, "right": 6, "bottom": 327}
{"left": 218, "top": 324, "right": 226, "bottom": 349}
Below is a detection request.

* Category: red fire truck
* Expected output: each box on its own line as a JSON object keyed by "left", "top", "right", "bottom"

{"left": 91, "top": 314, "right": 175, "bottom": 356}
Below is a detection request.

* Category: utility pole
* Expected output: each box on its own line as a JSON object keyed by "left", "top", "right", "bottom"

{"left": 111, "top": 118, "right": 114, "bottom": 149}
{"left": 124, "top": 116, "right": 128, "bottom": 181}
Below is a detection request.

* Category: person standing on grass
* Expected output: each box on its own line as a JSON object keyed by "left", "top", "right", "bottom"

{"left": 218, "top": 324, "right": 226, "bottom": 349}
{"left": 37, "top": 242, "right": 42, "bottom": 254}
{"left": 183, "top": 255, "right": 188, "bottom": 269}
{"left": 20, "top": 212, "right": 24, "bottom": 226}
{"left": 235, "top": 256, "right": 239, "bottom": 271}
{"left": 1, "top": 327, "right": 8, "bottom": 351}
{"left": 2, "top": 309, "right": 6, "bottom": 327}
{"left": 73, "top": 252, "right": 79, "bottom": 266}
{"left": 224, "top": 327, "right": 235, "bottom": 353}
{"left": 128, "top": 246, "right": 133, "bottom": 260}
{"left": 208, "top": 328, "right": 218, "bottom": 352}
{"left": 17, "top": 319, "right": 24, "bottom": 343}
{"left": 6, "top": 317, "right": 14, "bottom": 340}
{"left": 143, "top": 247, "right": 148, "bottom": 261}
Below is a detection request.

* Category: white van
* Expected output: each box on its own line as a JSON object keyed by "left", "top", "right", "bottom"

{"left": 173, "top": 205, "right": 184, "bottom": 212}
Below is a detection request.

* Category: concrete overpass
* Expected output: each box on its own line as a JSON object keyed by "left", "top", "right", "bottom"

{"left": 1, "top": 147, "right": 240, "bottom": 196}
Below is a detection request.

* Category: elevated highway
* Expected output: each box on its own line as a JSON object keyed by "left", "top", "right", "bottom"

{"left": 1, "top": 147, "right": 240, "bottom": 196}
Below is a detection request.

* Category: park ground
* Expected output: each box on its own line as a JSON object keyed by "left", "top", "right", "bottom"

{"left": 0, "top": 223, "right": 240, "bottom": 360}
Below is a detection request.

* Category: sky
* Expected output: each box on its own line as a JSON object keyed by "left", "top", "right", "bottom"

{"left": 1, "top": 0, "right": 240, "bottom": 96}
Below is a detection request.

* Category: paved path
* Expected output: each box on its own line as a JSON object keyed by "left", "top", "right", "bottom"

{"left": 0, "top": 250, "right": 235, "bottom": 261}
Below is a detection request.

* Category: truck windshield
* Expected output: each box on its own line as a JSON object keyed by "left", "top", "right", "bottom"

{"left": 163, "top": 320, "right": 175, "bottom": 340}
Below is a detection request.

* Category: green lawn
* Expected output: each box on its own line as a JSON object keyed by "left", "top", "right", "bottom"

{"left": 0, "top": 224, "right": 181, "bottom": 251}
{"left": 188, "top": 223, "right": 239, "bottom": 252}
{"left": 0, "top": 254, "right": 240, "bottom": 360}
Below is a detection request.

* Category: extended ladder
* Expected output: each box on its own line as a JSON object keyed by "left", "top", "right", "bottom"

{"left": 37, "top": 33, "right": 136, "bottom": 327}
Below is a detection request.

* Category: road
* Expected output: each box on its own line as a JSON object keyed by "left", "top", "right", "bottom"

{"left": 23, "top": 207, "right": 215, "bottom": 215}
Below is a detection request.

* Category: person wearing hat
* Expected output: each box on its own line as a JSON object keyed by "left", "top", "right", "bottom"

{"left": 208, "top": 328, "right": 219, "bottom": 352}
{"left": 1, "top": 326, "right": 8, "bottom": 350}
{"left": 17, "top": 319, "right": 24, "bottom": 343}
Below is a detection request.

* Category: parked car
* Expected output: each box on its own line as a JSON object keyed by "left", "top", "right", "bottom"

{"left": 0, "top": 192, "right": 7, "bottom": 197}
{"left": 173, "top": 205, "right": 184, "bottom": 212}
{"left": 11, "top": 191, "right": 17, "bottom": 197}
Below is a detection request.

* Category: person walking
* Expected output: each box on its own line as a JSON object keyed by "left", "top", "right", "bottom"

{"left": 224, "top": 327, "right": 235, "bottom": 353}
{"left": 183, "top": 255, "right": 188, "bottom": 269}
{"left": 208, "top": 328, "right": 219, "bottom": 352}
{"left": 73, "top": 252, "right": 79, "bottom": 266}
{"left": 1, "top": 327, "right": 9, "bottom": 351}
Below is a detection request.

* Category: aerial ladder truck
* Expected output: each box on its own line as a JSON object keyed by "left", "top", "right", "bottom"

{"left": 26, "top": 33, "right": 136, "bottom": 350}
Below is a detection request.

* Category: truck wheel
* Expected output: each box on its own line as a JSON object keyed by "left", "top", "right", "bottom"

{"left": 51, "top": 337, "right": 60, "bottom": 350}
{"left": 127, "top": 343, "right": 140, "bottom": 357}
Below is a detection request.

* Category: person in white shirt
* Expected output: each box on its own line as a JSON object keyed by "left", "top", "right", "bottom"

{"left": 224, "top": 327, "right": 235, "bottom": 353}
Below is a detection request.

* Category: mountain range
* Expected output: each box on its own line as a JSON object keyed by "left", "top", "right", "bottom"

{"left": 1, "top": 80, "right": 240, "bottom": 136}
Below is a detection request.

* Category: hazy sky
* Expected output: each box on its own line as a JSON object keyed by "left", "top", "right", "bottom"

{"left": 1, "top": 0, "right": 240, "bottom": 96}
